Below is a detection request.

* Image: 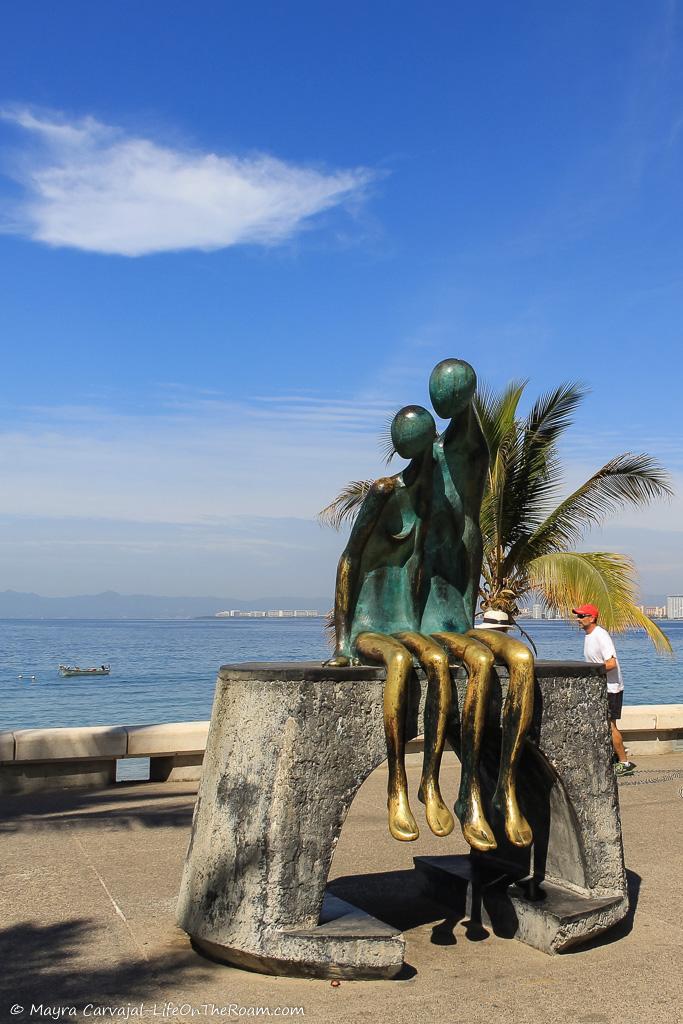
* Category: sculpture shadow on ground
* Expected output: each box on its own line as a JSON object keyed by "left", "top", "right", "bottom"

{"left": 327, "top": 868, "right": 463, "bottom": 937}
{"left": 0, "top": 783, "right": 197, "bottom": 835}
{"left": 327, "top": 867, "right": 481, "bottom": 954}
{"left": 0, "top": 918, "right": 216, "bottom": 1011}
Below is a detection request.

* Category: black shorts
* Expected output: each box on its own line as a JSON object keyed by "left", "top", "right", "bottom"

{"left": 608, "top": 691, "right": 624, "bottom": 721}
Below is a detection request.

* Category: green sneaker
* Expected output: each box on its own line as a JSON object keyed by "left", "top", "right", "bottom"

{"left": 614, "top": 761, "right": 636, "bottom": 777}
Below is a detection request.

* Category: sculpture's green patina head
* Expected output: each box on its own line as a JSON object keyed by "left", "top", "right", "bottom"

{"left": 391, "top": 405, "right": 437, "bottom": 459}
{"left": 429, "top": 359, "right": 477, "bottom": 419}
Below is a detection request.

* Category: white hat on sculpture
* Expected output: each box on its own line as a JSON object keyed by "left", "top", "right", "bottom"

{"left": 475, "top": 609, "right": 514, "bottom": 630}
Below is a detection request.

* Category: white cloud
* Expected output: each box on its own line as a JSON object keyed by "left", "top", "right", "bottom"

{"left": 0, "top": 108, "right": 374, "bottom": 256}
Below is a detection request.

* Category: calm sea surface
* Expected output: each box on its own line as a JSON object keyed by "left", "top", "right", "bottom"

{"left": 2, "top": 617, "right": 682, "bottom": 733}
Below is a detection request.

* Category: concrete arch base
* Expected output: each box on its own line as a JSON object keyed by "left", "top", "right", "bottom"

{"left": 177, "top": 661, "right": 628, "bottom": 978}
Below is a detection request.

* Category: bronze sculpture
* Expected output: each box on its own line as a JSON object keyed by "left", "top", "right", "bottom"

{"left": 328, "top": 359, "right": 534, "bottom": 851}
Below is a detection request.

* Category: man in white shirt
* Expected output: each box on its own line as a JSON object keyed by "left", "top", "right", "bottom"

{"left": 573, "top": 603, "right": 636, "bottom": 777}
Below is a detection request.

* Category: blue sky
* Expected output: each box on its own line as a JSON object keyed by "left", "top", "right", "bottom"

{"left": 0, "top": 1, "right": 682, "bottom": 599}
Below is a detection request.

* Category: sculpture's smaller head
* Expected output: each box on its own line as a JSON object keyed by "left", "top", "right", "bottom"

{"left": 391, "top": 405, "right": 437, "bottom": 460}
{"left": 429, "top": 359, "right": 477, "bottom": 418}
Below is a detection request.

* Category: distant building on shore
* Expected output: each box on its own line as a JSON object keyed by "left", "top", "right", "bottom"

{"left": 214, "top": 609, "right": 321, "bottom": 618}
{"left": 666, "top": 596, "right": 683, "bottom": 619}
{"left": 642, "top": 604, "right": 667, "bottom": 618}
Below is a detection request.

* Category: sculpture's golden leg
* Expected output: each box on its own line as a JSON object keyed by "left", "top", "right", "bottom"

{"left": 356, "top": 632, "right": 419, "bottom": 841}
{"left": 467, "top": 629, "right": 534, "bottom": 848}
{"left": 393, "top": 631, "right": 455, "bottom": 838}
{"left": 432, "top": 633, "right": 497, "bottom": 852}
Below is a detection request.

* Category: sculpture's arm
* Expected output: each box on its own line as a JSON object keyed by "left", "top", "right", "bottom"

{"left": 327, "top": 479, "right": 394, "bottom": 665}
{"left": 433, "top": 439, "right": 460, "bottom": 512}
{"left": 441, "top": 406, "right": 489, "bottom": 624}
{"left": 462, "top": 521, "right": 483, "bottom": 625}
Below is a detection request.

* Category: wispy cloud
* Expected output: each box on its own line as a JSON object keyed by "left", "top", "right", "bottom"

{"left": 0, "top": 108, "right": 375, "bottom": 256}
{"left": 0, "top": 383, "right": 679, "bottom": 595}
{"left": 0, "top": 512, "right": 343, "bottom": 597}
{"left": 0, "top": 386, "right": 400, "bottom": 524}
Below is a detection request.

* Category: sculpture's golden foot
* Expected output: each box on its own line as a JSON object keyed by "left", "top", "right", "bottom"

{"left": 493, "top": 788, "right": 533, "bottom": 848}
{"left": 456, "top": 790, "right": 497, "bottom": 852}
{"left": 418, "top": 782, "right": 454, "bottom": 837}
{"left": 388, "top": 792, "right": 419, "bottom": 842}
{"left": 322, "top": 655, "right": 349, "bottom": 667}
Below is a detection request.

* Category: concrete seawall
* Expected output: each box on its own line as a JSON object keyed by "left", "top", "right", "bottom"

{"left": 0, "top": 703, "right": 681, "bottom": 795}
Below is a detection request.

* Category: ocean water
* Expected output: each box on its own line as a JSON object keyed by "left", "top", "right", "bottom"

{"left": 1, "top": 617, "right": 682, "bottom": 734}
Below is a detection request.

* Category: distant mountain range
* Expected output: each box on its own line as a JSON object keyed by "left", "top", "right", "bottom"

{"left": 0, "top": 590, "right": 332, "bottom": 619}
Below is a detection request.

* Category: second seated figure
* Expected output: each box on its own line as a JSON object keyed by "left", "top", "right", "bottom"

{"left": 424, "top": 359, "right": 534, "bottom": 850}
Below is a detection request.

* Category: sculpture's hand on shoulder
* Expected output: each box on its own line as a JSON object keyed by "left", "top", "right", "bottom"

{"left": 372, "top": 476, "right": 397, "bottom": 496}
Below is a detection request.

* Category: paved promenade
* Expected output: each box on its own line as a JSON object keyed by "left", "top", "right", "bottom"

{"left": 1, "top": 752, "right": 681, "bottom": 1024}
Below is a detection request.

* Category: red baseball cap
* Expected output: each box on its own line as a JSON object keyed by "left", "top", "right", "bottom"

{"left": 573, "top": 603, "right": 599, "bottom": 618}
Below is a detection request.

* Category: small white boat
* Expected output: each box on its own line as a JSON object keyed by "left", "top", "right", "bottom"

{"left": 58, "top": 664, "right": 111, "bottom": 678}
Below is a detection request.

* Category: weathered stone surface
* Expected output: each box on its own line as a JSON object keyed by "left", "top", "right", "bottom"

{"left": 177, "top": 660, "right": 628, "bottom": 976}
{"left": 492, "top": 662, "right": 626, "bottom": 897}
{"left": 192, "top": 894, "right": 404, "bottom": 980}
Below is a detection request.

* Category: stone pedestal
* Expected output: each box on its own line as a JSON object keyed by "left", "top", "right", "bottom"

{"left": 177, "top": 661, "right": 628, "bottom": 977}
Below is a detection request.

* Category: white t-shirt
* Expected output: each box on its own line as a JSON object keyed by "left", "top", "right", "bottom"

{"left": 583, "top": 625, "right": 624, "bottom": 693}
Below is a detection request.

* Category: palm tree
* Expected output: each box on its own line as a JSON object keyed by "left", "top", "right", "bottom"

{"left": 319, "top": 379, "right": 673, "bottom": 652}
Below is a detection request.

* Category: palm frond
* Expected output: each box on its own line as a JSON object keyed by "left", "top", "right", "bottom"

{"left": 378, "top": 414, "right": 397, "bottom": 465}
{"left": 492, "top": 383, "right": 589, "bottom": 555}
{"left": 509, "top": 382, "right": 588, "bottom": 515}
{"left": 527, "top": 550, "right": 672, "bottom": 653}
{"left": 524, "top": 381, "right": 589, "bottom": 446}
{"left": 618, "top": 605, "right": 674, "bottom": 656}
{"left": 324, "top": 608, "right": 336, "bottom": 647}
{"left": 474, "top": 379, "right": 527, "bottom": 468}
{"left": 317, "top": 479, "right": 375, "bottom": 530}
{"left": 476, "top": 380, "right": 528, "bottom": 558}
{"left": 506, "top": 454, "right": 674, "bottom": 571}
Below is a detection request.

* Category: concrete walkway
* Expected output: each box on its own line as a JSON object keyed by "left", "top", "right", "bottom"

{"left": 1, "top": 752, "right": 682, "bottom": 1024}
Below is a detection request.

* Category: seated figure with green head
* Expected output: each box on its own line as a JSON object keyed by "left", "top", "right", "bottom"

{"left": 327, "top": 404, "right": 455, "bottom": 842}
{"left": 423, "top": 358, "right": 534, "bottom": 851}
